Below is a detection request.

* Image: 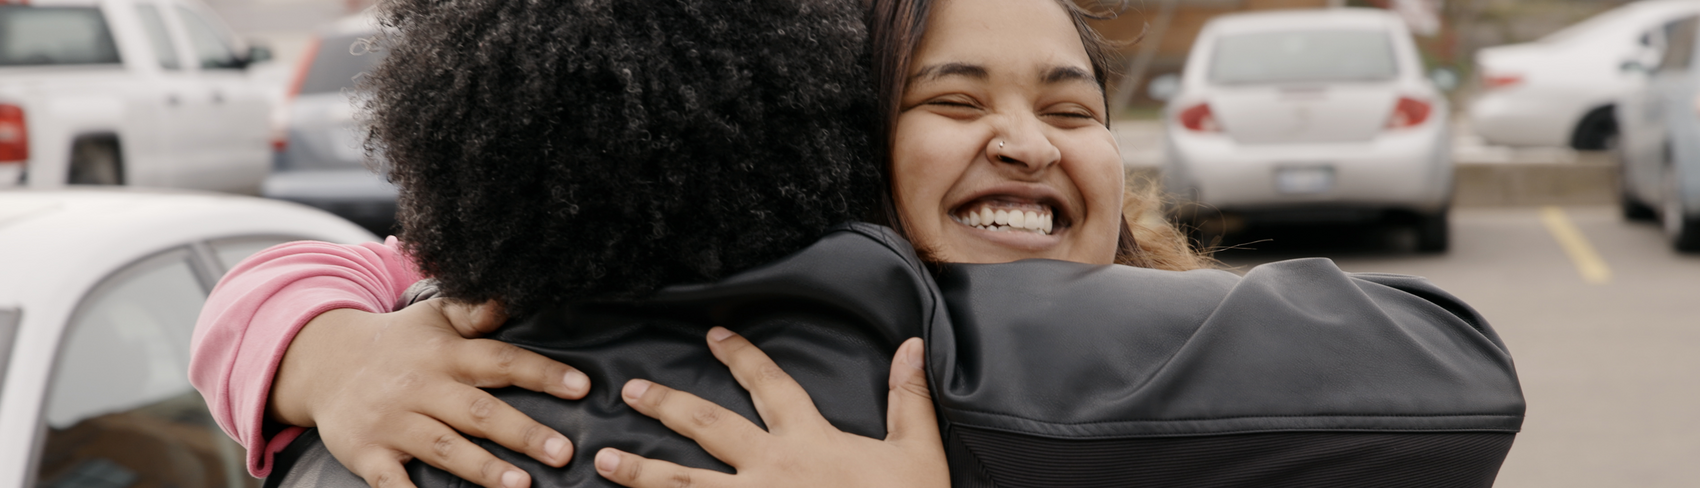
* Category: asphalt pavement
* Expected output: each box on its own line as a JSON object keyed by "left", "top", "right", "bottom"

{"left": 1213, "top": 206, "right": 1700, "bottom": 488}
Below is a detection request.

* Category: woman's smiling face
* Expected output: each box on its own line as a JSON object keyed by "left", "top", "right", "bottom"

{"left": 891, "top": 0, "right": 1123, "bottom": 265}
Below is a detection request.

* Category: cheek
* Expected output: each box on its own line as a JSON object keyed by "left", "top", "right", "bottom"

{"left": 890, "top": 117, "right": 974, "bottom": 224}
{"left": 1061, "top": 130, "right": 1125, "bottom": 258}
{"left": 1064, "top": 131, "right": 1124, "bottom": 208}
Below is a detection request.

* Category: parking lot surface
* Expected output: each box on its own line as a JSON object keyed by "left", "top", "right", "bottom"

{"left": 1215, "top": 206, "right": 1700, "bottom": 488}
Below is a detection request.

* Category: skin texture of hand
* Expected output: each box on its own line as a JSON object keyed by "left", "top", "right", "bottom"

{"left": 594, "top": 328, "right": 949, "bottom": 488}
{"left": 269, "top": 299, "right": 591, "bottom": 488}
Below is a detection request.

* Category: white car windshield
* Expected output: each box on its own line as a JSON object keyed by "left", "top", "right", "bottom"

{"left": 1209, "top": 30, "right": 1397, "bottom": 84}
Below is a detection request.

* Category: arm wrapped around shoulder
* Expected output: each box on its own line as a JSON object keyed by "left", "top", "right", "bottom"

{"left": 928, "top": 257, "right": 1524, "bottom": 488}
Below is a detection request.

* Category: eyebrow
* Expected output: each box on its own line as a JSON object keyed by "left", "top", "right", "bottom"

{"left": 1043, "top": 66, "right": 1095, "bottom": 85}
{"left": 910, "top": 62, "right": 1096, "bottom": 87}
{"left": 910, "top": 62, "right": 988, "bottom": 82}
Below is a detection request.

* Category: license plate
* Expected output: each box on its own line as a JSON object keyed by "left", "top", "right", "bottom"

{"left": 1275, "top": 166, "right": 1335, "bottom": 194}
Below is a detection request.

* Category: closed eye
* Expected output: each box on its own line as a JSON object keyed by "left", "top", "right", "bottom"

{"left": 1042, "top": 104, "right": 1103, "bottom": 125}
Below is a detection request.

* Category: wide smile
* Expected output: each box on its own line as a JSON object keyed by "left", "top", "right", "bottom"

{"left": 943, "top": 184, "right": 1076, "bottom": 252}
{"left": 951, "top": 199, "right": 1056, "bottom": 235}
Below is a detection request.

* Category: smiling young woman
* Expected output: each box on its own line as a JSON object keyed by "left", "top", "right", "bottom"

{"left": 889, "top": 0, "right": 1124, "bottom": 265}
{"left": 875, "top": 0, "right": 1204, "bottom": 269}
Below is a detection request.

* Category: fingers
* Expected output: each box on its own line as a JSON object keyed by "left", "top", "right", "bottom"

{"left": 394, "top": 414, "right": 534, "bottom": 488}
{"left": 454, "top": 338, "right": 591, "bottom": 399}
{"left": 620, "top": 379, "right": 769, "bottom": 466}
{"left": 884, "top": 338, "right": 941, "bottom": 447}
{"left": 702, "top": 327, "right": 824, "bottom": 432}
{"left": 595, "top": 448, "right": 735, "bottom": 488}
{"left": 414, "top": 384, "right": 574, "bottom": 467}
{"left": 441, "top": 299, "right": 508, "bottom": 337}
{"left": 345, "top": 448, "right": 419, "bottom": 488}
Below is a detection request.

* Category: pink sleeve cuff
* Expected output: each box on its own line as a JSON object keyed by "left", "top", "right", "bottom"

{"left": 189, "top": 237, "right": 422, "bottom": 477}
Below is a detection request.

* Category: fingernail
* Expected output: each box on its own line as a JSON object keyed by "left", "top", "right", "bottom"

{"left": 902, "top": 339, "right": 925, "bottom": 370}
{"left": 562, "top": 371, "right": 589, "bottom": 394}
{"left": 621, "top": 379, "right": 650, "bottom": 401}
{"left": 501, "top": 470, "right": 525, "bottom": 488}
{"left": 707, "top": 327, "right": 734, "bottom": 342}
{"left": 544, "top": 437, "right": 567, "bottom": 459}
{"left": 595, "top": 449, "right": 621, "bottom": 473}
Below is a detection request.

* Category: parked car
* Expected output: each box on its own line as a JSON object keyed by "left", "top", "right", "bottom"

{"left": 0, "top": 0, "right": 272, "bottom": 191}
{"left": 1469, "top": 0, "right": 1700, "bottom": 150}
{"left": 263, "top": 13, "right": 396, "bottom": 234}
{"left": 0, "top": 189, "right": 377, "bottom": 488}
{"left": 1160, "top": 8, "right": 1453, "bottom": 251}
{"left": 1616, "top": 14, "right": 1700, "bottom": 251}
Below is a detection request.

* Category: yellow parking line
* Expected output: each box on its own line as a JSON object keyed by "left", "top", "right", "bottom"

{"left": 1540, "top": 206, "right": 1612, "bottom": 285}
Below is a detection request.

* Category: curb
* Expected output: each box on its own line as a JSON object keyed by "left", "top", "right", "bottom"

{"left": 1125, "top": 155, "right": 1619, "bottom": 208}
{"left": 1453, "top": 159, "right": 1617, "bottom": 207}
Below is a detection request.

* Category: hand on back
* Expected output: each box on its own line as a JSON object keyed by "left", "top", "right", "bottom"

{"left": 269, "top": 299, "right": 591, "bottom": 488}
{"left": 596, "top": 328, "right": 949, "bottom": 488}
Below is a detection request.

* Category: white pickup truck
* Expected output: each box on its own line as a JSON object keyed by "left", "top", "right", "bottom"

{"left": 0, "top": 0, "right": 270, "bottom": 192}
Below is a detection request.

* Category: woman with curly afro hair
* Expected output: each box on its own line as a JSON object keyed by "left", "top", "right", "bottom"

{"left": 192, "top": 0, "right": 905, "bottom": 485}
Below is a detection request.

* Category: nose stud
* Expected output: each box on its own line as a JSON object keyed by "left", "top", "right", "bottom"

{"left": 998, "top": 141, "right": 1005, "bottom": 149}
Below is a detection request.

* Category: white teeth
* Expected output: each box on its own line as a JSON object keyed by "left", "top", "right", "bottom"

{"left": 954, "top": 203, "right": 1056, "bottom": 235}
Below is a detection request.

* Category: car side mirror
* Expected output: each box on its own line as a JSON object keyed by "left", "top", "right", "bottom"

{"left": 1146, "top": 73, "right": 1181, "bottom": 102}
{"left": 1428, "top": 67, "right": 1459, "bottom": 92}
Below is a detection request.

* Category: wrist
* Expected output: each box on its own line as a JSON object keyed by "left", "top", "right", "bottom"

{"left": 267, "top": 307, "right": 381, "bottom": 427}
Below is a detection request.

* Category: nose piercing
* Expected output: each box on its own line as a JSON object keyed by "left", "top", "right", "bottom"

{"left": 998, "top": 141, "right": 1005, "bottom": 149}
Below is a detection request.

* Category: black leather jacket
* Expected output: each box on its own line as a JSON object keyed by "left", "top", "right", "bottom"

{"left": 268, "top": 223, "right": 1523, "bottom": 488}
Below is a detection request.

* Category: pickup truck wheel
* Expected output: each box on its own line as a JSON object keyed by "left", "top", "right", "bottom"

{"left": 69, "top": 140, "right": 124, "bottom": 185}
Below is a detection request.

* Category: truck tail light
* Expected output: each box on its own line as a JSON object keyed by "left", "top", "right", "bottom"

{"left": 274, "top": 37, "right": 322, "bottom": 153}
{"left": 1387, "top": 97, "right": 1431, "bottom": 130}
{"left": 0, "top": 104, "right": 27, "bottom": 162}
{"left": 1179, "top": 102, "right": 1219, "bottom": 133}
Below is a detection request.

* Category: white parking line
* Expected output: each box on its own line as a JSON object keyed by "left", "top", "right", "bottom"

{"left": 1540, "top": 206, "right": 1612, "bottom": 284}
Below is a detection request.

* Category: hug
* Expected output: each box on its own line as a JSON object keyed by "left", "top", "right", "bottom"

{"left": 189, "top": 0, "right": 1525, "bottom": 486}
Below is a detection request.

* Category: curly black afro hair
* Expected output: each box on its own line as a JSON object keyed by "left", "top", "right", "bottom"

{"left": 362, "top": 0, "right": 881, "bottom": 318}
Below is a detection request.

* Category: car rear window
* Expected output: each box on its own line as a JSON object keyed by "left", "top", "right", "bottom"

{"left": 0, "top": 6, "right": 121, "bottom": 67}
{"left": 299, "top": 34, "right": 385, "bottom": 95}
{"left": 1209, "top": 30, "right": 1396, "bottom": 85}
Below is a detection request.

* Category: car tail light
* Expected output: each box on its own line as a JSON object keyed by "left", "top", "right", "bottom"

{"left": 1387, "top": 97, "right": 1431, "bottom": 130}
{"left": 0, "top": 104, "right": 27, "bottom": 162}
{"left": 1179, "top": 102, "right": 1219, "bottom": 132}
{"left": 1482, "top": 73, "right": 1522, "bottom": 90}
{"left": 274, "top": 37, "right": 322, "bottom": 153}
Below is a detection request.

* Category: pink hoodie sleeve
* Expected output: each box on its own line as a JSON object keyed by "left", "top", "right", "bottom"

{"left": 189, "top": 237, "right": 424, "bottom": 478}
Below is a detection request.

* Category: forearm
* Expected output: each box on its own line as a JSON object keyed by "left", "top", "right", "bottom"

{"left": 188, "top": 237, "right": 421, "bottom": 477}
